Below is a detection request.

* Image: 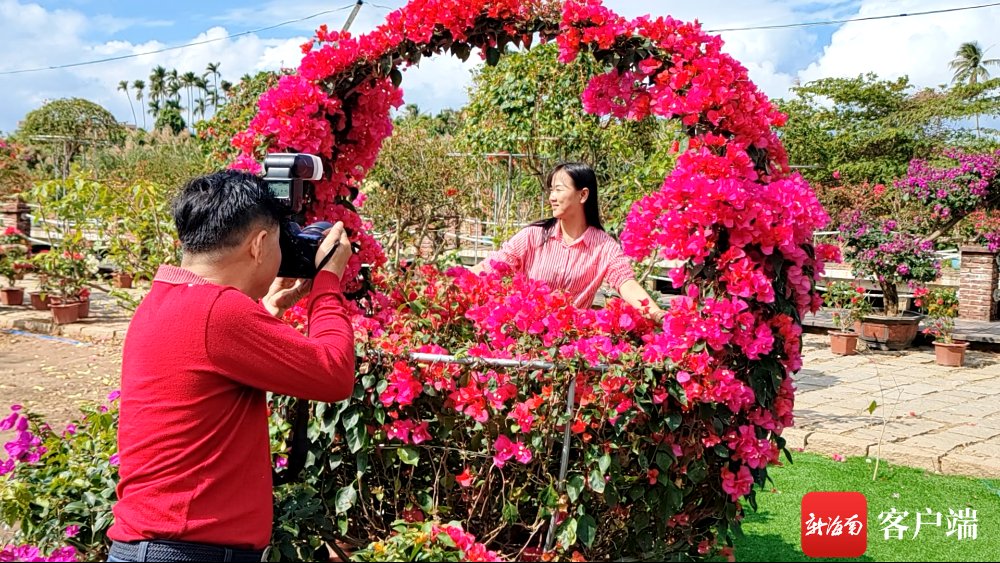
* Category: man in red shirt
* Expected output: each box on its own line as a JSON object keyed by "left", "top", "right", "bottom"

{"left": 108, "top": 170, "right": 356, "bottom": 562}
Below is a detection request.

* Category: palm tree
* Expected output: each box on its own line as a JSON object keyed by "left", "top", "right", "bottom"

{"left": 148, "top": 66, "right": 168, "bottom": 116}
{"left": 205, "top": 62, "right": 222, "bottom": 110}
{"left": 147, "top": 99, "right": 161, "bottom": 121}
{"left": 220, "top": 80, "right": 233, "bottom": 100}
{"left": 950, "top": 41, "right": 1000, "bottom": 85}
{"left": 132, "top": 79, "right": 146, "bottom": 129}
{"left": 181, "top": 71, "right": 199, "bottom": 127}
{"left": 118, "top": 80, "right": 137, "bottom": 126}
{"left": 194, "top": 97, "right": 207, "bottom": 121}
{"left": 950, "top": 41, "right": 1000, "bottom": 136}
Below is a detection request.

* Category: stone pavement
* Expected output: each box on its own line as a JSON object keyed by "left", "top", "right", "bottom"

{"left": 786, "top": 334, "right": 1000, "bottom": 478}
{"left": 2, "top": 276, "right": 999, "bottom": 477}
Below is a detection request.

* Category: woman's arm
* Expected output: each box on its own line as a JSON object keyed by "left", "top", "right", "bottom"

{"left": 618, "top": 279, "right": 666, "bottom": 322}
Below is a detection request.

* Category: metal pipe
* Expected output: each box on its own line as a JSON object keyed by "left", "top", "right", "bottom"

{"left": 544, "top": 376, "right": 577, "bottom": 552}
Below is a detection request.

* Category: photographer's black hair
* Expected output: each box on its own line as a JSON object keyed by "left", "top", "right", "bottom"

{"left": 172, "top": 170, "right": 287, "bottom": 254}
{"left": 531, "top": 162, "right": 605, "bottom": 237}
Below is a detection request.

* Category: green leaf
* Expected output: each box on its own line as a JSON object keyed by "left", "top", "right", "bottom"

{"left": 503, "top": 501, "right": 519, "bottom": 523}
{"left": 589, "top": 468, "right": 606, "bottom": 494}
{"left": 666, "top": 412, "right": 682, "bottom": 431}
{"left": 867, "top": 400, "right": 878, "bottom": 415}
{"left": 577, "top": 514, "right": 597, "bottom": 548}
{"left": 342, "top": 406, "right": 361, "bottom": 430}
{"left": 390, "top": 68, "right": 403, "bottom": 88}
{"left": 335, "top": 485, "right": 357, "bottom": 514}
{"left": 399, "top": 446, "right": 420, "bottom": 466}
{"left": 346, "top": 424, "right": 368, "bottom": 454}
{"left": 567, "top": 474, "right": 585, "bottom": 503}
{"left": 598, "top": 453, "right": 611, "bottom": 474}
{"left": 557, "top": 517, "right": 578, "bottom": 548}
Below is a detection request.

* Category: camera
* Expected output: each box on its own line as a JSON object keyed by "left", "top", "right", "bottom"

{"left": 262, "top": 153, "right": 329, "bottom": 278}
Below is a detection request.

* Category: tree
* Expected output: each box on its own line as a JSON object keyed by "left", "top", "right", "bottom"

{"left": 196, "top": 71, "right": 281, "bottom": 163}
{"left": 132, "top": 79, "right": 146, "bottom": 129}
{"left": 460, "top": 42, "right": 677, "bottom": 231}
{"left": 154, "top": 105, "right": 186, "bottom": 136}
{"left": 778, "top": 73, "right": 1000, "bottom": 219}
{"left": 367, "top": 118, "right": 481, "bottom": 262}
{"left": 950, "top": 41, "right": 1000, "bottom": 135}
{"left": 16, "top": 98, "right": 124, "bottom": 179}
{"left": 148, "top": 65, "right": 168, "bottom": 117}
{"left": 205, "top": 61, "right": 222, "bottom": 110}
{"left": 117, "top": 80, "right": 136, "bottom": 126}
{"left": 181, "top": 71, "right": 199, "bottom": 128}
{"left": 950, "top": 41, "right": 1000, "bottom": 86}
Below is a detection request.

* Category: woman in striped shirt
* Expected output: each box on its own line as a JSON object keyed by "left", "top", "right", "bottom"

{"left": 472, "top": 162, "right": 666, "bottom": 321}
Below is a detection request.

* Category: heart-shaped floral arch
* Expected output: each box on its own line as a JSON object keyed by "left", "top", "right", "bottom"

{"left": 232, "top": 0, "right": 836, "bottom": 560}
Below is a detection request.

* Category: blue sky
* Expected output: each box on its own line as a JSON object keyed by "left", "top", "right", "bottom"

{"left": 1, "top": 0, "right": 998, "bottom": 133}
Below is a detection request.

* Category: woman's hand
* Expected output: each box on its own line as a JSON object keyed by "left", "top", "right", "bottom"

{"left": 262, "top": 277, "right": 313, "bottom": 318}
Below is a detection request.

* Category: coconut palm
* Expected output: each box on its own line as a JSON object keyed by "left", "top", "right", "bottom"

{"left": 132, "top": 79, "right": 146, "bottom": 129}
{"left": 181, "top": 71, "right": 199, "bottom": 127}
{"left": 949, "top": 41, "right": 1000, "bottom": 135}
{"left": 148, "top": 66, "right": 168, "bottom": 116}
{"left": 950, "top": 41, "right": 1000, "bottom": 85}
{"left": 205, "top": 61, "right": 222, "bottom": 109}
{"left": 117, "top": 80, "right": 137, "bottom": 126}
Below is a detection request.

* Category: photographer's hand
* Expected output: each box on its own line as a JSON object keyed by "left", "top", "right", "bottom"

{"left": 317, "top": 221, "right": 353, "bottom": 279}
{"left": 263, "top": 277, "right": 313, "bottom": 317}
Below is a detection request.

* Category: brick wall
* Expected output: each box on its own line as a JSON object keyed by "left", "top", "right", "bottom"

{"left": 0, "top": 200, "right": 30, "bottom": 237}
{"left": 959, "top": 246, "right": 999, "bottom": 321}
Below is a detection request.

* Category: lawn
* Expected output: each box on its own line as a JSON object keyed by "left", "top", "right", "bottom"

{"left": 733, "top": 452, "right": 1000, "bottom": 562}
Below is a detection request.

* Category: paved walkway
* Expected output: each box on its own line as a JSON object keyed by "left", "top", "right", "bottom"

{"left": 2, "top": 276, "right": 999, "bottom": 477}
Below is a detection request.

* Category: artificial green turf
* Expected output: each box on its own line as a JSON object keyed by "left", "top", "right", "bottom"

{"left": 732, "top": 452, "right": 1000, "bottom": 562}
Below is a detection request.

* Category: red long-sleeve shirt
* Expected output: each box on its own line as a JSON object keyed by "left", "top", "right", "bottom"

{"left": 108, "top": 265, "right": 355, "bottom": 550}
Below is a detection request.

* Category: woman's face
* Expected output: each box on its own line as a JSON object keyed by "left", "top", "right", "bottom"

{"left": 548, "top": 170, "right": 588, "bottom": 219}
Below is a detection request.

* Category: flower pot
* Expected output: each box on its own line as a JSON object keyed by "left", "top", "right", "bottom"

{"left": 829, "top": 330, "right": 859, "bottom": 356}
{"left": 858, "top": 312, "right": 923, "bottom": 351}
{"left": 29, "top": 292, "right": 49, "bottom": 310}
{"left": 112, "top": 272, "right": 133, "bottom": 289}
{"left": 933, "top": 341, "right": 968, "bottom": 367}
{"left": 50, "top": 303, "right": 79, "bottom": 325}
{"left": 1, "top": 287, "right": 24, "bottom": 306}
{"left": 76, "top": 297, "right": 90, "bottom": 319}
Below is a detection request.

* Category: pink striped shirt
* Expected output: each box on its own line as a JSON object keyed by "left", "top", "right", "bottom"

{"left": 483, "top": 223, "right": 635, "bottom": 308}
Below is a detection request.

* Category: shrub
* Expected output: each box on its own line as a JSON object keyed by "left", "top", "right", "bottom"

{"left": 0, "top": 396, "right": 119, "bottom": 562}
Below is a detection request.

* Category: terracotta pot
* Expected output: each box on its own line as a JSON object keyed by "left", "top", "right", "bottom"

{"left": 112, "top": 272, "right": 133, "bottom": 289}
{"left": 29, "top": 291, "right": 49, "bottom": 310}
{"left": 76, "top": 297, "right": 90, "bottom": 319}
{"left": 858, "top": 312, "right": 923, "bottom": 351}
{"left": 829, "top": 330, "right": 859, "bottom": 356}
{"left": 934, "top": 341, "right": 968, "bottom": 367}
{"left": 1, "top": 287, "right": 24, "bottom": 306}
{"left": 50, "top": 303, "right": 79, "bottom": 325}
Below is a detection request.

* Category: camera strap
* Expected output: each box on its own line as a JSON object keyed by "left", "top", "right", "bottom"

{"left": 315, "top": 242, "right": 340, "bottom": 275}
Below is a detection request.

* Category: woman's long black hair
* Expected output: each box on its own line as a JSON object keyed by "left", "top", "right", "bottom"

{"left": 530, "top": 162, "right": 604, "bottom": 238}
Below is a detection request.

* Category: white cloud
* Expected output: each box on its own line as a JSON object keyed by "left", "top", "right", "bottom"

{"left": 4, "top": 0, "right": 996, "bottom": 136}
{"left": 798, "top": 0, "right": 1000, "bottom": 91}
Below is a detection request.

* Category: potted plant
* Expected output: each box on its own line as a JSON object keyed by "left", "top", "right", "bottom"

{"left": 838, "top": 211, "right": 939, "bottom": 350}
{"left": 823, "top": 280, "right": 872, "bottom": 355}
{"left": 31, "top": 246, "right": 97, "bottom": 324}
{"left": 0, "top": 244, "right": 30, "bottom": 306}
{"left": 917, "top": 286, "right": 966, "bottom": 366}
{"left": 0, "top": 227, "right": 30, "bottom": 306}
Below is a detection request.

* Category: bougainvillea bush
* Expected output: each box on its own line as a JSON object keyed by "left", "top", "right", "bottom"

{"left": 230, "top": 0, "right": 838, "bottom": 560}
